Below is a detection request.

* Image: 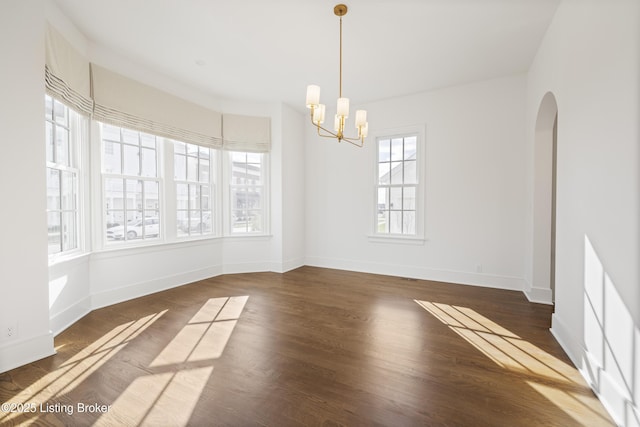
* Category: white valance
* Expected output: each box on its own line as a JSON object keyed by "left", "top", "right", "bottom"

{"left": 222, "top": 114, "right": 271, "bottom": 152}
{"left": 91, "top": 64, "right": 222, "bottom": 148}
{"left": 45, "top": 24, "right": 92, "bottom": 115}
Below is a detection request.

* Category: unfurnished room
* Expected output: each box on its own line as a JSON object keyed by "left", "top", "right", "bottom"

{"left": 0, "top": 0, "right": 638, "bottom": 426}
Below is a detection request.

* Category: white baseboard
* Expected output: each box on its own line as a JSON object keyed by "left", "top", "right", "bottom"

{"left": 91, "top": 264, "right": 223, "bottom": 310}
{"left": 50, "top": 295, "right": 92, "bottom": 336}
{"left": 524, "top": 286, "right": 554, "bottom": 305}
{"left": 304, "top": 256, "right": 526, "bottom": 291}
{"left": 0, "top": 332, "right": 55, "bottom": 374}
{"left": 280, "top": 257, "right": 305, "bottom": 273}
{"left": 550, "top": 313, "right": 582, "bottom": 367}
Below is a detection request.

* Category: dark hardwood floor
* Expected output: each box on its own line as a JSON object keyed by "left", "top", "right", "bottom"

{"left": 0, "top": 267, "right": 613, "bottom": 426}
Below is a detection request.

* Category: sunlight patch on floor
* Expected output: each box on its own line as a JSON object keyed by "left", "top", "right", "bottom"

{"left": 150, "top": 296, "right": 248, "bottom": 367}
{"left": 99, "top": 296, "right": 248, "bottom": 426}
{"left": 0, "top": 310, "right": 166, "bottom": 425}
{"left": 415, "top": 299, "right": 611, "bottom": 426}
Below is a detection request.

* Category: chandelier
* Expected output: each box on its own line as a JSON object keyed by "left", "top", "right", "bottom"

{"left": 305, "top": 4, "right": 368, "bottom": 147}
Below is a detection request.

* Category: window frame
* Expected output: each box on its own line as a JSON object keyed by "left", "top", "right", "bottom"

{"left": 370, "top": 125, "right": 426, "bottom": 243}
{"left": 98, "top": 123, "right": 164, "bottom": 247}
{"left": 173, "top": 140, "right": 216, "bottom": 239}
{"left": 45, "top": 95, "right": 89, "bottom": 260}
{"left": 224, "top": 151, "right": 270, "bottom": 236}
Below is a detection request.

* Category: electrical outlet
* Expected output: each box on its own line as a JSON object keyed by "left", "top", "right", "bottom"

{"left": 476, "top": 264, "right": 483, "bottom": 273}
{"left": 1, "top": 322, "right": 18, "bottom": 341}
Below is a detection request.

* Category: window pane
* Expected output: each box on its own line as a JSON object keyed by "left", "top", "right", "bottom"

{"left": 176, "top": 183, "right": 189, "bottom": 210}
{"left": 404, "top": 136, "right": 417, "bottom": 159}
{"left": 247, "top": 211, "right": 263, "bottom": 232}
{"left": 103, "top": 124, "right": 121, "bottom": 141}
{"left": 125, "top": 212, "right": 143, "bottom": 240}
{"left": 144, "top": 181, "right": 159, "bottom": 211}
{"left": 48, "top": 212, "right": 61, "bottom": 254}
{"left": 122, "top": 128, "right": 138, "bottom": 144}
{"left": 177, "top": 210, "right": 189, "bottom": 237}
{"left": 247, "top": 163, "right": 262, "bottom": 185}
{"left": 187, "top": 155, "right": 197, "bottom": 181}
{"left": 145, "top": 211, "right": 160, "bottom": 238}
{"left": 141, "top": 147, "right": 156, "bottom": 177}
{"left": 189, "top": 184, "right": 199, "bottom": 210}
{"left": 377, "top": 188, "right": 389, "bottom": 211}
{"left": 55, "top": 125, "right": 70, "bottom": 167}
{"left": 61, "top": 211, "right": 77, "bottom": 251}
{"left": 390, "top": 211, "right": 402, "bottom": 234}
{"left": 174, "top": 154, "right": 186, "bottom": 180}
{"left": 199, "top": 159, "right": 210, "bottom": 183}
{"left": 141, "top": 133, "right": 155, "bottom": 148}
{"left": 231, "top": 164, "right": 246, "bottom": 185}
{"left": 390, "top": 187, "right": 402, "bottom": 211}
{"left": 104, "top": 141, "right": 122, "bottom": 174}
{"left": 106, "top": 211, "right": 124, "bottom": 228}
{"left": 404, "top": 160, "right": 417, "bottom": 184}
{"left": 378, "top": 139, "right": 390, "bottom": 162}
{"left": 247, "top": 152, "right": 261, "bottom": 164}
{"left": 47, "top": 169, "right": 60, "bottom": 210}
{"left": 54, "top": 99, "right": 68, "bottom": 126}
{"left": 377, "top": 210, "right": 389, "bottom": 234}
{"left": 403, "top": 186, "right": 416, "bottom": 210}
{"left": 232, "top": 210, "right": 247, "bottom": 232}
{"left": 46, "top": 122, "right": 54, "bottom": 163}
{"left": 201, "top": 185, "right": 210, "bottom": 210}
{"left": 231, "top": 152, "right": 246, "bottom": 163}
{"left": 105, "top": 211, "right": 125, "bottom": 241}
{"left": 391, "top": 138, "right": 403, "bottom": 161}
{"left": 247, "top": 187, "right": 261, "bottom": 210}
{"left": 61, "top": 171, "right": 76, "bottom": 211}
{"left": 174, "top": 140, "right": 186, "bottom": 155}
{"left": 378, "top": 162, "right": 391, "bottom": 185}
{"left": 123, "top": 144, "right": 140, "bottom": 176}
{"left": 202, "top": 211, "right": 212, "bottom": 234}
{"left": 390, "top": 162, "right": 403, "bottom": 185}
{"left": 45, "top": 95, "right": 53, "bottom": 120}
{"left": 105, "top": 178, "right": 124, "bottom": 210}
{"left": 403, "top": 211, "right": 416, "bottom": 235}
{"left": 231, "top": 188, "right": 247, "bottom": 210}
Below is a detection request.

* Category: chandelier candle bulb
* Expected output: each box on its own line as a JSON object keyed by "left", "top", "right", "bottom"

{"left": 337, "top": 97, "right": 349, "bottom": 117}
{"left": 334, "top": 115, "right": 341, "bottom": 132}
{"left": 361, "top": 122, "right": 369, "bottom": 138}
{"left": 355, "top": 110, "right": 367, "bottom": 127}
{"left": 306, "top": 85, "right": 320, "bottom": 107}
{"left": 313, "top": 104, "right": 326, "bottom": 124}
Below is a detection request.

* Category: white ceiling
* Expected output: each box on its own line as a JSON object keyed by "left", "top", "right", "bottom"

{"left": 52, "top": 0, "right": 560, "bottom": 109}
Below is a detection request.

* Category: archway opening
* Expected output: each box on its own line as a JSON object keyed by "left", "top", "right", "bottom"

{"left": 532, "top": 92, "right": 558, "bottom": 305}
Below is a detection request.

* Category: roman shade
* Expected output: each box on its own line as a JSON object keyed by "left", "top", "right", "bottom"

{"left": 45, "top": 24, "right": 92, "bottom": 115}
{"left": 222, "top": 114, "right": 271, "bottom": 152}
{"left": 91, "top": 64, "right": 222, "bottom": 148}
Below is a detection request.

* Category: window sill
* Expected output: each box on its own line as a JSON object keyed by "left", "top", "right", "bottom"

{"left": 367, "top": 235, "right": 426, "bottom": 245}
{"left": 48, "top": 251, "right": 91, "bottom": 267}
{"left": 223, "top": 234, "right": 273, "bottom": 242}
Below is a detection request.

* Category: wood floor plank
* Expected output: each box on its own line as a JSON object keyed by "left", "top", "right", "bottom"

{"left": 0, "top": 267, "right": 613, "bottom": 426}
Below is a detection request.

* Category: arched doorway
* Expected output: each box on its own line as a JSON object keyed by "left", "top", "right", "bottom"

{"left": 532, "top": 92, "right": 558, "bottom": 305}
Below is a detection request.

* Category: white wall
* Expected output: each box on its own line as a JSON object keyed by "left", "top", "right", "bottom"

{"left": 526, "top": 0, "right": 640, "bottom": 425}
{"left": 305, "top": 74, "right": 527, "bottom": 290}
{"left": 0, "top": 0, "right": 55, "bottom": 373}
{"left": 281, "top": 104, "right": 306, "bottom": 271}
